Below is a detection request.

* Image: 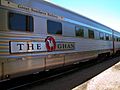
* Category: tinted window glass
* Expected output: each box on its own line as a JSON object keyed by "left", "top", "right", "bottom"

{"left": 47, "top": 20, "right": 62, "bottom": 35}
{"left": 109, "top": 35, "right": 112, "bottom": 41}
{"left": 116, "top": 37, "right": 119, "bottom": 42}
{"left": 105, "top": 34, "right": 110, "bottom": 40}
{"left": 113, "top": 36, "right": 116, "bottom": 41}
{"left": 119, "top": 38, "right": 120, "bottom": 42}
{"left": 88, "top": 29, "right": 94, "bottom": 39}
{"left": 99, "top": 32, "right": 104, "bottom": 40}
{"left": 75, "top": 26, "right": 84, "bottom": 37}
{"left": 9, "top": 12, "right": 33, "bottom": 32}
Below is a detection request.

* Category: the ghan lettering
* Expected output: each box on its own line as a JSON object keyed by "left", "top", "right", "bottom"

{"left": 10, "top": 42, "right": 75, "bottom": 53}
{"left": 17, "top": 43, "right": 24, "bottom": 50}
{"left": 57, "top": 43, "right": 75, "bottom": 50}
{"left": 37, "top": 44, "right": 41, "bottom": 50}
{"left": 27, "top": 44, "right": 34, "bottom": 50}
{"left": 10, "top": 42, "right": 46, "bottom": 53}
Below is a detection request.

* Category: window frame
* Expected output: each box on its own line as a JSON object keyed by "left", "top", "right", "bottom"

{"left": 88, "top": 29, "right": 94, "bottom": 39}
{"left": 47, "top": 20, "right": 62, "bottom": 35}
{"left": 99, "top": 32, "right": 104, "bottom": 40}
{"left": 105, "top": 33, "right": 110, "bottom": 40}
{"left": 75, "top": 26, "right": 84, "bottom": 37}
{"left": 8, "top": 12, "right": 34, "bottom": 32}
{"left": 115, "top": 37, "right": 119, "bottom": 42}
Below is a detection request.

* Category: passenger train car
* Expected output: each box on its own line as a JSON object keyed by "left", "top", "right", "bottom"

{"left": 0, "top": 0, "right": 120, "bottom": 80}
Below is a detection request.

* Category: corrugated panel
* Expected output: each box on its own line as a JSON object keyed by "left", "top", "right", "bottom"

{"left": 0, "top": 39, "right": 9, "bottom": 55}
{"left": 0, "top": 32, "right": 45, "bottom": 57}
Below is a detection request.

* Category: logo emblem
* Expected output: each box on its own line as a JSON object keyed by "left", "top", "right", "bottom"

{"left": 45, "top": 36, "right": 56, "bottom": 51}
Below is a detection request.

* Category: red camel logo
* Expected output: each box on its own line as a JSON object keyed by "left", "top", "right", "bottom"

{"left": 45, "top": 36, "right": 56, "bottom": 51}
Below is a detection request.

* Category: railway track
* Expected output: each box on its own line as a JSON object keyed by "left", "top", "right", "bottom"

{"left": 0, "top": 55, "right": 119, "bottom": 90}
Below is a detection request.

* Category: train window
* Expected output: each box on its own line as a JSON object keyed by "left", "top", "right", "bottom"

{"left": 99, "top": 32, "right": 104, "bottom": 40}
{"left": 105, "top": 34, "right": 110, "bottom": 40}
{"left": 75, "top": 26, "right": 84, "bottom": 37}
{"left": 109, "top": 35, "right": 112, "bottom": 41}
{"left": 119, "top": 38, "right": 120, "bottom": 42}
{"left": 47, "top": 20, "right": 62, "bottom": 35}
{"left": 117, "top": 37, "right": 119, "bottom": 42}
{"left": 88, "top": 29, "right": 94, "bottom": 39}
{"left": 8, "top": 12, "right": 33, "bottom": 32}
{"left": 114, "top": 36, "right": 117, "bottom": 41}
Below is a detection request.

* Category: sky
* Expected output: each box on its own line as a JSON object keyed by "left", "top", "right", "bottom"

{"left": 44, "top": 0, "right": 120, "bottom": 32}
